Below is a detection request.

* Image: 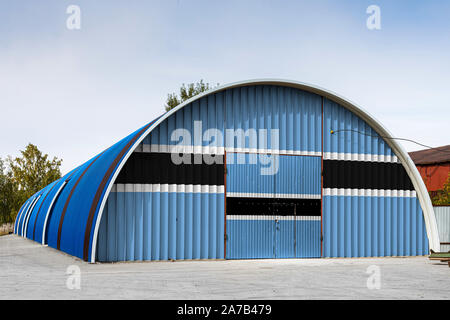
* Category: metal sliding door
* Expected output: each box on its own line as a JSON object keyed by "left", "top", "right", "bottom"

{"left": 226, "top": 153, "right": 321, "bottom": 259}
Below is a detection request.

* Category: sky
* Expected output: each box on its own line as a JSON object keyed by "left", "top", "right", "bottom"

{"left": 0, "top": 0, "right": 449, "bottom": 174}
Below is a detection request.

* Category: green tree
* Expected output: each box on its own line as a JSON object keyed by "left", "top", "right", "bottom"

{"left": 6, "top": 143, "right": 62, "bottom": 222}
{"left": 0, "top": 159, "right": 16, "bottom": 224}
{"left": 431, "top": 172, "right": 450, "bottom": 205}
{"left": 165, "top": 80, "right": 219, "bottom": 111}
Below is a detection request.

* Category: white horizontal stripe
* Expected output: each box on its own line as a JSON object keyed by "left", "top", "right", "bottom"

{"left": 227, "top": 192, "right": 321, "bottom": 199}
{"left": 137, "top": 144, "right": 225, "bottom": 155}
{"left": 227, "top": 192, "right": 274, "bottom": 198}
{"left": 274, "top": 193, "right": 321, "bottom": 199}
{"left": 137, "top": 144, "right": 322, "bottom": 157}
{"left": 112, "top": 184, "right": 225, "bottom": 194}
{"left": 323, "top": 188, "right": 417, "bottom": 198}
{"left": 323, "top": 152, "right": 399, "bottom": 163}
{"left": 227, "top": 215, "right": 321, "bottom": 221}
{"left": 226, "top": 147, "right": 321, "bottom": 156}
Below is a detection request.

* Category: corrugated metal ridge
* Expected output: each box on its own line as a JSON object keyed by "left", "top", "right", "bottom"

{"left": 32, "top": 180, "right": 60, "bottom": 241}
{"left": 14, "top": 201, "right": 28, "bottom": 234}
{"left": 83, "top": 118, "right": 160, "bottom": 261}
{"left": 57, "top": 151, "right": 105, "bottom": 250}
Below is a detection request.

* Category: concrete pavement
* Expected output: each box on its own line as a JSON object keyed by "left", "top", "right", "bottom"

{"left": 1, "top": 234, "right": 449, "bottom": 300}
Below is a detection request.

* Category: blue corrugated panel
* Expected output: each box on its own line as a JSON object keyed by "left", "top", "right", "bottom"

{"left": 96, "top": 185, "right": 225, "bottom": 261}
{"left": 33, "top": 169, "right": 77, "bottom": 244}
{"left": 18, "top": 191, "right": 41, "bottom": 237}
{"left": 15, "top": 200, "right": 28, "bottom": 235}
{"left": 46, "top": 156, "right": 97, "bottom": 249}
{"left": 227, "top": 219, "right": 275, "bottom": 259}
{"left": 80, "top": 121, "right": 162, "bottom": 260}
{"left": 14, "top": 199, "right": 31, "bottom": 235}
{"left": 227, "top": 218, "right": 321, "bottom": 259}
{"left": 226, "top": 153, "right": 275, "bottom": 196}
{"left": 295, "top": 218, "right": 321, "bottom": 257}
{"left": 275, "top": 156, "right": 321, "bottom": 196}
{"left": 141, "top": 92, "right": 225, "bottom": 150}
{"left": 227, "top": 154, "right": 321, "bottom": 197}
{"left": 323, "top": 98, "right": 394, "bottom": 159}
{"left": 226, "top": 154, "right": 321, "bottom": 259}
{"left": 276, "top": 220, "right": 295, "bottom": 258}
{"left": 24, "top": 182, "right": 56, "bottom": 239}
{"left": 141, "top": 85, "right": 322, "bottom": 155}
{"left": 16, "top": 196, "right": 31, "bottom": 236}
{"left": 225, "top": 86, "right": 322, "bottom": 154}
{"left": 323, "top": 195, "right": 429, "bottom": 257}
{"left": 23, "top": 118, "right": 161, "bottom": 260}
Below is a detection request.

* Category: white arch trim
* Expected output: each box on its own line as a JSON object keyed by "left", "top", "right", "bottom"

{"left": 90, "top": 79, "right": 440, "bottom": 262}
{"left": 14, "top": 200, "right": 30, "bottom": 235}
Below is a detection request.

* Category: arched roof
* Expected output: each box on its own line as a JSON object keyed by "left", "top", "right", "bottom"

{"left": 15, "top": 79, "right": 440, "bottom": 262}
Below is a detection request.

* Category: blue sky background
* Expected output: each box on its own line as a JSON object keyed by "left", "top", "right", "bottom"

{"left": 0, "top": 0, "right": 449, "bottom": 174}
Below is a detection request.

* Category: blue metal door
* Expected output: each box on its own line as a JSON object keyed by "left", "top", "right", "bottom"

{"left": 275, "top": 156, "right": 322, "bottom": 258}
{"left": 274, "top": 213, "right": 295, "bottom": 259}
{"left": 226, "top": 154, "right": 322, "bottom": 259}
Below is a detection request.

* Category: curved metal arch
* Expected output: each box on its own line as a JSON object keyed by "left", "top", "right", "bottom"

{"left": 14, "top": 199, "right": 30, "bottom": 235}
{"left": 89, "top": 79, "right": 440, "bottom": 262}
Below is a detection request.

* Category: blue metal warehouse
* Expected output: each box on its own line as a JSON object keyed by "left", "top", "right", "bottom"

{"left": 14, "top": 79, "right": 440, "bottom": 262}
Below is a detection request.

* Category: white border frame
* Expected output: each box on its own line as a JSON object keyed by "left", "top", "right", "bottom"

{"left": 89, "top": 79, "right": 440, "bottom": 262}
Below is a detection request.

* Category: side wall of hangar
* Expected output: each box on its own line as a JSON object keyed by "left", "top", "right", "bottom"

{"left": 14, "top": 79, "right": 440, "bottom": 263}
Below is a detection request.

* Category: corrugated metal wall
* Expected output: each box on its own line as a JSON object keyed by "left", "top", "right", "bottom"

{"left": 141, "top": 91, "right": 225, "bottom": 152}
{"left": 224, "top": 86, "right": 322, "bottom": 155}
{"left": 226, "top": 153, "right": 321, "bottom": 197}
{"left": 323, "top": 193, "right": 428, "bottom": 257}
{"left": 96, "top": 92, "right": 226, "bottom": 262}
{"left": 323, "top": 98, "right": 396, "bottom": 161}
{"left": 226, "top": 216, "right": 322, "bottom": 259}
{"left": 96, "top": 85, "right": 324, "bottom": 262}
{"left": 226, "top": 154, "right": 322, "bottom": 259}
{"left": 94, "top": 85, "right": 430, "bottom": 262}
{"left": 223, "top": 86, "right": 322, "bottom": 259}
{"left": 322, "top": 98, "right": 429, "bottom": 257}
{"left": 434, "top": 206, "right": 450, "bottom": 252}
{"left": 97, "top": 184, "right": 225, "bottom": 261}
{"left": 275, "top": 156, "right": 321, "bottom": 197}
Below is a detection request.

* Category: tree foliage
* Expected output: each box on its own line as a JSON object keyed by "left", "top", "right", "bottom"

{"left": 0, "top": 144, "right": 62, "bottom": 225}
{"left": 431, "top": 172, "right": 450, "bottom": 205}
{"left": 165, "top": 80, "right": 219, "bottom": 111}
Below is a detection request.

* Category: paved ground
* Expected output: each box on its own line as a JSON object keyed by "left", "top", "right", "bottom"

{"left": 1, "top": 234, "right": 449, "bottom": 300}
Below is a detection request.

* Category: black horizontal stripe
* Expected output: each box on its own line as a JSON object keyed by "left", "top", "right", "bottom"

{"left": 323, "top": 160, "right": 414, "bottom": 190}
{"left": 115, "top": 152, "right": 225, "bottom": 186}
{"left": 226, "top": 197, "right": 321, "bottom": 216}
